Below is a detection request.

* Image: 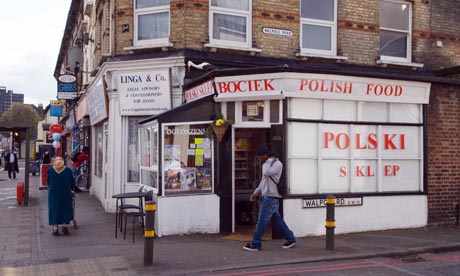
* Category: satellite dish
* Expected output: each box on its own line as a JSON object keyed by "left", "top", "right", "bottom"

{"left": 67, "top": 47, "right": 83, "bottom": 72}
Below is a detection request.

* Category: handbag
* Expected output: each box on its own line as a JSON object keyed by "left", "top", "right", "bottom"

{"left": 269, "top": 176, "right": 283, "bottom": 196}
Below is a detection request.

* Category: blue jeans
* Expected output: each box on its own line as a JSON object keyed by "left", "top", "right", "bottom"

{"left": 250, "top": 196, "right": 296, "bottom": 249}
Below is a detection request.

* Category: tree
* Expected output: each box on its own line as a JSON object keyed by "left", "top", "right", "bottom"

{"left": 0, "top": 103, "right": 42, "bottom": 139}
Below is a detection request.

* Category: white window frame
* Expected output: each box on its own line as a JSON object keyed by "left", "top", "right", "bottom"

{"left": 134, "top": 1, "right": 170, "bottom": 47}
{"left": 300, "top": 0, "right": 337, "bottom": 56}
{"left": 139, "top": 123, "right": 159, "bottom": 193}
{"left": 208, "top": 0, "right": 252, "bottom": 49}
{"left": 234, "top": 100, "right": 271, "bottom": 128}
{"left": 379, "top": 0, "right": 412, "bottom": 63}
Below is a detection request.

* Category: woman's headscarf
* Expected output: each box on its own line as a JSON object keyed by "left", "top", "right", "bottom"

{"left": 53, "top": 157, "right": 65, "bottom": 171}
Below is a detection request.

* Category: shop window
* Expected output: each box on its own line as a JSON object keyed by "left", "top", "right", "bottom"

{"left": 300, "top": 0, "right": 337, "bottom": 55}
{"left": 127, "top": 118, "right": 145, "bottom": 183}
{"left": 287, "top": 98, "right": 424, "bottom": 195}
{"left": 139, "top": 124, "right": 159, "bottom": 190}
{"left": 134, "top": 0, "right": 170, "bottom": 46}
{"left": 209, "top": 0, "right": 251, "bottom": 48}
{"left": 163, "top": 123, "right": 213, "bottom": 196}
{"left": 380, "top": 0, "right": 412, "bottom": 62}
{"left": 95, "top": 125, "right": 103, "bottom": 177}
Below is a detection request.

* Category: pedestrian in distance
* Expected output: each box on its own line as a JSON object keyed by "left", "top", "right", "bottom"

{"left": 5, "top": 148, "right": 19, "bottom": 181}
{"left": 42, "top": 149, "right": 51, "bottom": 164}
{"left": 47, "top": 156, "right": 75, "bottom": 236}
{"left": 243, "top": 145, "right": 297, "bottom": 251}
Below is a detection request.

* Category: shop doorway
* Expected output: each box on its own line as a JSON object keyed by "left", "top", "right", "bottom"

{"left": 233, "top": 128, "right": 271, "bottom": 237}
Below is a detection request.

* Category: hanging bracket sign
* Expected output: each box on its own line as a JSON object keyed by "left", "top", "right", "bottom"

{"left": 57, "top": 74, "right": 77, "bottom": 99}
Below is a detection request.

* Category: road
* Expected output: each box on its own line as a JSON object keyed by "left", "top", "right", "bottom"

{"left": 205, "top": 250, "right": 460, "bottom": 276}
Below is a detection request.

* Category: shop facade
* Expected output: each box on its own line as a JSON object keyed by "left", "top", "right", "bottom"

{"left": 140, "top": 68, "right": 432, "bottom": 237}
{"left": 85, "top": 57, "right": 187, "bottom": 212}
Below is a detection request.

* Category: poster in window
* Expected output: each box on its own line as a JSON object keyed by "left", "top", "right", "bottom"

{"left": 196, "top": 168, "right": 212, "bottom": 190}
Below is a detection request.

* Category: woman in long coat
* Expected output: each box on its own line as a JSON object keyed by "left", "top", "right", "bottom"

{"left": 47, "top": 157, "right": 75, "bottom": 236}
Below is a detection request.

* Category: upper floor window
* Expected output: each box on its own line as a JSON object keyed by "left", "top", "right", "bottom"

{"left": 209, "top": 0, "right": 251, "bottom": 48}
{"left": 380, "top": 0, "right": 412, "bottom": 62}
{"left": 134, "top": 0, "right": 170, "bottom": 46}
{"left": 300, "top": 0, "right": 337, "bottom": 55}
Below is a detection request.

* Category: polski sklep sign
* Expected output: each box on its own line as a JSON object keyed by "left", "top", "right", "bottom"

{"left": 57, "top": 74, "right": 77, "bottom": 99}
{"left": 118, "top": 69, "right": 171, "bottom": 116}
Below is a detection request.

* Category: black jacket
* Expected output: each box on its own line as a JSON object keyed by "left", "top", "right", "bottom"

{"left": 5, "top": 153, "right": 19, "bottom": 172}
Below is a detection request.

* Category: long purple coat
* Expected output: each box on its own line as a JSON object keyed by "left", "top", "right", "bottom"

{"left": 47, "top": 167, "right": 75, "bottom": 225}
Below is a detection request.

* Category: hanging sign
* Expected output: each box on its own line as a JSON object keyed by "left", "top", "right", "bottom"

{"left": 57, "top": 74, "right": 77, "bottom": 99}
{"left": 49, "top": 100, "right": 63, "bottom": 117}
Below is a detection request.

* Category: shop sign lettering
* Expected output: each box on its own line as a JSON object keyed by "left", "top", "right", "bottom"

{"left": 323, "top": 131, "right": 407, "bottom": 178}
{"left": 184, "top": 80, "right": 214, "bottom": 103}
{"left": 302, "top": 197, "right": 363, "bottom": 208}
{"left": 118, "top": 70, "right": 171, "bottom": 115}
{"left": 165, "top": 128, "right": 205, "bottom": 135}
{"left": 214, "top": 73, "right": 430, "bottom": 104}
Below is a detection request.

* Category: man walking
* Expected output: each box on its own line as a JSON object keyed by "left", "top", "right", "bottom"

{"left": 243, "top": 145, "right": 297, "bottom": 251}
{"left": 5, "top": 148, "right": 19, "bottom": 181}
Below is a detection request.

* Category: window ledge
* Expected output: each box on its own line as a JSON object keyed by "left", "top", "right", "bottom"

{"left": 376, "top": 59, "right": 424, "bottom": 69}
{"left": 204, "top": 43, "right": 262, "bottom": 55}
{"left": 296, "top": 52, "right": 348, "bottom": 62}
{"left": 124, "top": 42, "right": 174, "bottom": 51}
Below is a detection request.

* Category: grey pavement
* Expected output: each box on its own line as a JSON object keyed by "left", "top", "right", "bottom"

{"left": 1, "top": 159, "right": 460, "bottom": 275}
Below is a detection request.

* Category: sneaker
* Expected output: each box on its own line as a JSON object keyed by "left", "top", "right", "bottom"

{"left": 243, "top": 243, "right": 260, "bottom": 251}
{"left": 282, "top": 241, "right": 297, "bottom": 249}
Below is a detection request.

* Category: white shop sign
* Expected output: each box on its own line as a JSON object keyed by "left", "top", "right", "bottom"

{"left": 87, "top": 80, "right": 108, "bottom": 125}
{"left": 302, "top": 197, "right": 363, "bottom": 208}
{"left": 118, "top": 69, "right": 171, "bottom": 116}
{"left": 214, "top": 73, "right": 430, "bottom": 104}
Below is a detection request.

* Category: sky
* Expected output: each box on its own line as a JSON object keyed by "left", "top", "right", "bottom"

{"left": 0, "top": 1, "right": 72, "bottom": 107}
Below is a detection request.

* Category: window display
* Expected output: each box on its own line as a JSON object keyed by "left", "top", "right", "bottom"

{"left": 163, "top": 123, "right": 213, "bottom": 195}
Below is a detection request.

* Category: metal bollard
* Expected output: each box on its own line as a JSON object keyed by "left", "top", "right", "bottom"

{"left": 325, "top": 195, "right": 336, "bottom": 250}
{"left": 144, "top": 200, "right": 156, "bottom": 266}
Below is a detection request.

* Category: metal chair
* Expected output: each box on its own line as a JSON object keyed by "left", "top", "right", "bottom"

{"left": 117, "top": 187, "right": 144, "bottom": 236}
{"left": 123, "top": 190, "right": 154, "bottom": 243}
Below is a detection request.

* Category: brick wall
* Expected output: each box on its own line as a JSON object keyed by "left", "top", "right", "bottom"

{"left": 426, "top": 84, "right": 460, "bottom": 226}
{"left": 106, "top": 0, "right": 460, "bottom": 69}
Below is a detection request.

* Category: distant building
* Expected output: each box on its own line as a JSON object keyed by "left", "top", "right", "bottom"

{"left": 0, "top": 86, "right": 24, "bottom": 117}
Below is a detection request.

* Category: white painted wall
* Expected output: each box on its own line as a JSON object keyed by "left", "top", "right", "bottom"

{"left": 284, "top": 195, "right": 427, "bottom": 237}
{"left": 157, "top": 194, "right": 220, "bottom": 236}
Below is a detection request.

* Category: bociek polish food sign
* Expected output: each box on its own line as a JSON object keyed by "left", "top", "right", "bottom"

{"left": 213, "top": 72, "right": 430, "bottom": 104}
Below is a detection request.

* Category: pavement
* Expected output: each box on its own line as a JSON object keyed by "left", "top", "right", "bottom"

{"left": 1, "top": 159, "right": 460, "bottom": 275}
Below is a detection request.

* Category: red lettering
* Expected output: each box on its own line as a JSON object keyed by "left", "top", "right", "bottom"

{"left": 366, "top": 84, "right": 404, "bottom": 97}
{"left": 324, "top": 132, "right": 334, "bottom": 148}
{"left": 300, "top": 80, "right": 308, "bottom": 90}
{"left": 343, "top": 82, "right": 353, "bottom": 94}
{"left": 218, "top": 82, "right": 228, "bottom": 93}
{"left": 384, "top": 165, "right": 391, "bottom": 176}
{"left": 368, "top": 133, "right": 377, "bottom": 149}
{"left": 356, "top": 166, "right": 374, "bottom": 177}
{"left": 384, "top": 134, "right": 405, "bottom": 150}
{"left": 264, "top": 79, "right": 275, "bottom": 90}
{"left": 309, "top": 80, "right": 319, "bottom": 91}
{"left": 336, "top": 133, "right": 350, "bottom": 149}
{"left": 339, "top": 166, "right": 347, "bottom": 177}
{"left": 355, "top": 134, "right": 367, "bottom": 149}
{"left": 393, "top": 165, "right": 400, "bottom": 175}
{"left": 356, "top": 166, "right": 365, "bottom": 177}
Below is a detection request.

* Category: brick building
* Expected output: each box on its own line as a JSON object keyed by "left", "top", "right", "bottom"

{"left": 55, "top": 0, "right": 460, "bottom": 236}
